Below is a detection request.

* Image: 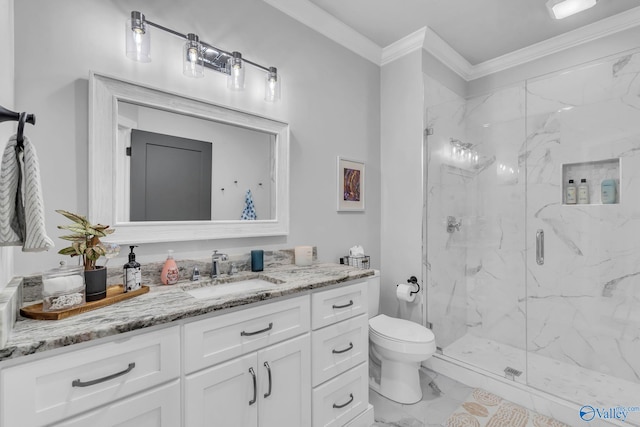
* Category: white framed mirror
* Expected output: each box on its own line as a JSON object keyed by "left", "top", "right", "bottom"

{"left": 89, "top": 72, "right": 289, "bottom": 244}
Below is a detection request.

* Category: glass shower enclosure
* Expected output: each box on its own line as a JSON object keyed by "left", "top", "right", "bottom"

{"left": 425, "top": 48, "right": 640, "bottom": 419}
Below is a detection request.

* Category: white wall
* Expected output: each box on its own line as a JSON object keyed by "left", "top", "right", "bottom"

{"left": 0, "top": 0, "right": 14, "bottom": 290}
{"left": 11, "top": 0, "right": 381, "bottom": 275}
{"left": 380, "top": 50, "right": 424, "bottom": 322}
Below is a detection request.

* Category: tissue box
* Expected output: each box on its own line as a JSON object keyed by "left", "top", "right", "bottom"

{"left": 295, "top": 246, "right": 313, "bottom": 266}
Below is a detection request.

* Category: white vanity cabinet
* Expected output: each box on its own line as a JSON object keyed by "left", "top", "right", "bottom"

{"left": 310, "top": 282, "right": 371, "bottom": 427}
{"left": 0, "top": 325, "right": 181, "bottom": 427}
{"left": 183, "top": 295, "right": 311, "bottom": 427}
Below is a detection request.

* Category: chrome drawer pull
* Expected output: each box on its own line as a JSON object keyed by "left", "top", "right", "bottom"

{"left": 332, "top": 342, "right": 354, "bottom": 354}
{"left": 263, "top": 361, "right": 272, "bottom": 398}
{"left": 71, "top": 362, "right": 135, "bottom": 388}
{"left": 332, "top": 300, "right": 353, "bottom": 309}
{"left": 333, "top": 393, "right": 354, "bottom": 409}
{"left": 249, "top": 367, "right": 257, "bottom": 405}
{"left": 241, "top": 322, "right": 273, "bottom": 336}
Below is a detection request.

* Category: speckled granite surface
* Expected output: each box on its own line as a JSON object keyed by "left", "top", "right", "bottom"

{"left": 0, "top": 262, "right": 373, "bottom": 362}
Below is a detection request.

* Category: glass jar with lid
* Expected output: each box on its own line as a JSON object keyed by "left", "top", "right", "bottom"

{"left": 41, "top": 262, "right": 85, "bottom": 311}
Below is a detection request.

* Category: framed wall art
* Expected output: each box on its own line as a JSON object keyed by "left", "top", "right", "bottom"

{"left": 337, "top": 157, "right": 365, "bottom": 211}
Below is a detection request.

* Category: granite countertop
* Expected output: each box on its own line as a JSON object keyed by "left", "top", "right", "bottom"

{"left": 0, "top": 263, "right": 374, "bottom": 362}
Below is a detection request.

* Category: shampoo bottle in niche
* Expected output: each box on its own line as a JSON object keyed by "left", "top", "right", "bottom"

{"left": 578, "top": 178, "right": 589, "bottom": 204}
{"left": 123, "top": 245, "right": 142, "bottom": 292}
{"left": 161, "top": 250, "right": 179, "bottom": 285}
{"left": 566, "top": 179, "right": 577, "bottom": 204}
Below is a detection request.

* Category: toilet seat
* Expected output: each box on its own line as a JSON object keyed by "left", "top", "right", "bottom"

{"left": 369, "top": 314, "right": 434, "bottom": 343}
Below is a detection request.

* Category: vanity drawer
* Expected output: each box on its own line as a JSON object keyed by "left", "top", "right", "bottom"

{"left": 1, "top": 326, "right": 180, "bottom": 427}
{"left": 312, "top": 363, "right": 368, "bottom": 427}
{"left": 311, "top": 282, "right": 367, "bottom": 330}
{"left": 311, "top": 314, "right": 368, "bottom": 386}
{"left": 184, "top": 295, "right": 310, "bottom": 373}
{"left": 52, "top": 380, "right": 180, "bottom": 427}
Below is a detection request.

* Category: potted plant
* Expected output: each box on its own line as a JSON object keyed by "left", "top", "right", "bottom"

{"left": 56, "top": 210, "right": 115, "bottom": 301}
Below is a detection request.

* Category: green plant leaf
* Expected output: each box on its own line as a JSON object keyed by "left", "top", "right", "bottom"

{"left": 56, "top": 210, "right": 89, "bottom": 226}
{"left": 58, "top": 234, "right": 87, "bottom": 242}
{"left": 57, "top": 246, "right": 78, "bottom": 256}
{"left": 58, "top": 224, "right": 91, "bottom": 234}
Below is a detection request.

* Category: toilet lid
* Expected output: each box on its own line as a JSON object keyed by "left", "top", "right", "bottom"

{"left": 369, "top": 314, "right": 434, "bottom": 343}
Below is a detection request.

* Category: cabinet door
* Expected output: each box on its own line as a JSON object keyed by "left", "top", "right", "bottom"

{"left": 185, "top": 353, "right": 258, "bottom": 427}
{"left": 52, "top": 380, "right": 180, "bottom": 427}
{"left": 258, "top": 334, "right": 311, "bottom": 427}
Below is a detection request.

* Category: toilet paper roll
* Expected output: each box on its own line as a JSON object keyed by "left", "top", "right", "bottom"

{"left": 396, "top": 283, "right": 416, "bottom": 303}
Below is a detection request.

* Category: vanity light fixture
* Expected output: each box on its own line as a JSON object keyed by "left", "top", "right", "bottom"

{"left": 125, "top": 11, "right": 281, "bottom": 102}
{"left": 545, "top": 0, "right": 597, "bottom": 19}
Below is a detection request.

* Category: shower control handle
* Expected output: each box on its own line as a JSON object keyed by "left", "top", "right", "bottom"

{"left": 536, "top": 229, "right": 544, "bottom": 265}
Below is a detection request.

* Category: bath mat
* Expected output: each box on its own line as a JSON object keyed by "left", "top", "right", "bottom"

{"left": 445, "top": 389, "right": 570, "bottom": 427}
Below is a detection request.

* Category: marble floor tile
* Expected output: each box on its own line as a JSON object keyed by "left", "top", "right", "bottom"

{"left": 371, "top": 367, "right": 474, "bottom": 427}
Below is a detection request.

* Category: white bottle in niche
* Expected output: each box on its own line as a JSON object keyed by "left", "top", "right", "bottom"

{"left": 578, "top": 178, "right": 589, "bottom": 204}
{"left": 566, "top": 179, "right": 577, "bottom": 204}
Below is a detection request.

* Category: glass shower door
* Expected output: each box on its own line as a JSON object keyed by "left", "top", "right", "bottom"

{"left": 425, "top": 81, "right": 527, "bottom": 381}
{"left": 525, "top": 50, "right": 640, "bottom": 414}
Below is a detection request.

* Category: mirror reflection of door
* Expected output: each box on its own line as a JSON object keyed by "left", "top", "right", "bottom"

{"left": 129, "top": 129, "right": 212, "bottom": 221}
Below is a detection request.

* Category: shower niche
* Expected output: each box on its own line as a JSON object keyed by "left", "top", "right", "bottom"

{"left": 562, "top": 158, "right": 620, "bottom": 205}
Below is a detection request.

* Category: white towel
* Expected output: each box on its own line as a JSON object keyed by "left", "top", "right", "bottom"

{"left": 0, "top": 134, "right": 54, "bottom": 251}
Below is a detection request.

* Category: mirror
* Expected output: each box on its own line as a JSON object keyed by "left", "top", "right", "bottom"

{"left": 89, "top": 72, "right": 289, "bottom": 243}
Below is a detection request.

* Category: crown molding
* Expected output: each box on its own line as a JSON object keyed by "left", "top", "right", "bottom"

{"left": 264, "top": 0, "right": 640, "bottom": 81}
{"left": 470, "top": 5, "right": 640, "bottom": 79}
{"left": 380, "top": 27, "right": 425, "bottom": 66}
{"left": 262, "top": 0, "right": 381, "bottom": 64}
{"left": 421, "top": 27, "right": 473, "bottom": 80}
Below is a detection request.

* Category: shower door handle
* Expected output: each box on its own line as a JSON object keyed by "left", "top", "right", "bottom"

{"left": 536, "top": 229, "right": 544, "bottom": 265}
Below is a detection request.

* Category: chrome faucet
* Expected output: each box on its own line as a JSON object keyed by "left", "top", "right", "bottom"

{"left": 211, "top": 250, "right": 228, "bottom": 278}
{"left": 447, "top": 216, "right": 462, "bottom": 233}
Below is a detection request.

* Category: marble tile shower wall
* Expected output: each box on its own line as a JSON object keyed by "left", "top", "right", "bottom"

{"left": 426, "top": 80, "right": 527, "bottom": 353}
{"left": 525, "top": 51, "right": 640, "bottom": 385}
{"left": 426, "top": 48, "right": 640, "bottom": 387}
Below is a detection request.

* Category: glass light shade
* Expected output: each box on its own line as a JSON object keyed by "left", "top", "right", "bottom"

{"left": 183, "top": 34, "right": 204, "bottom": 78}
{"left": 227, "top": 52, "right": 245, "bottom": 91}
{"left": 264, "top": 67, "right": 281, "bottom": 102}
{"left": 125, "top": 18, "right": 151, "bottom": 62}
{"left": 546, "top": 0, "right": 597, "bottom": 19}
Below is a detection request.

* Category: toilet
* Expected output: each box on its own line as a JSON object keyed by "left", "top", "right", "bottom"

{"left": 368, "top": 272, "right": 436, "bottom": 404}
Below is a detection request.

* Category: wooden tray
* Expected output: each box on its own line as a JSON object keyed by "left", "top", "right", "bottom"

{"left": 20, "top": 285, "right": 150, "bottom": 320}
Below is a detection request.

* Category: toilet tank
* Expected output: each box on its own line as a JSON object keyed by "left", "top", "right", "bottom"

{"left": 368, "top": 270, "right": 380, "bottom": 318}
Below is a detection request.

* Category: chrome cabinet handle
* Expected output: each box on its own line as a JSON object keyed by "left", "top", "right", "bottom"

{"left": 241, "top": 322, "right": 273, "bottom": 336}
{"left": 332, "top": 342, "right": 354, "bottom": 354}
{"left": 71, "top": 362, "right": 135, "bottom": 388}
{"left": 263, "top": 361, "right": 272, "bottom": 398}
{"left": 536, "top": 229, "right": 544, "bottom": 265}
{"left": 332, "top": 300, "right": 353, "bottom": 309}
{"left": 249, "top": 367, "right": 257, "bottom": 405}
{"left": 333, "top": 393, "right": 354, "bottom": 409}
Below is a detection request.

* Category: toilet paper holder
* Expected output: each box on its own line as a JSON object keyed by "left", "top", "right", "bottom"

{"left": 397, "top": 276, "right": 420, "bottom": 296}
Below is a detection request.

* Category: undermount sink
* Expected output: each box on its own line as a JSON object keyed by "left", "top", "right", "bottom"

{"left": 185, "top": 278, "right": 279, "bottom": 300}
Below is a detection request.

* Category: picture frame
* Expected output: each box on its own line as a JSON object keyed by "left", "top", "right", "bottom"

{"left": 337, "top": 157, "right": 365, "bottom": 211}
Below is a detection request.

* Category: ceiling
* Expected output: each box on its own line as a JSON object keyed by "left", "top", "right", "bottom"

{"left": 307, "top": 0, "right": 640, "bottom": 65}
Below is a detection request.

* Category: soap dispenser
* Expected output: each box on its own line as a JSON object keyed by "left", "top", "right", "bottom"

{"left": 161, "top": 250, "right": 179, "bottom": 285}
{"left": 566, "top": 179, "right": 577, "bottom": 204}
{"left": 577, "top": 178, "right": 590, "bottom": 204}
{"left": 123, "top": 245, "right": 142, "bottom": 292}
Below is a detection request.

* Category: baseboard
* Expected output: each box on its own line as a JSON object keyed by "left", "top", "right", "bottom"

{"left": 425, "top": 355, "right": 634, "bottom": 427}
